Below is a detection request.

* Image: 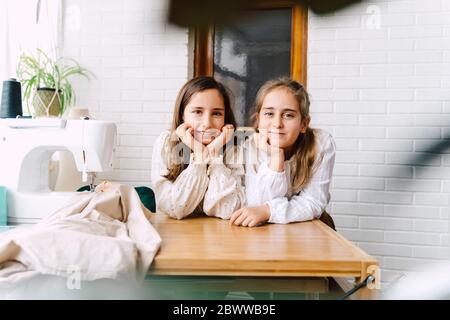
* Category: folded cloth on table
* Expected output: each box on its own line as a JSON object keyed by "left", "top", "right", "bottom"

{"left": 0, "top": 182, "right": 161, "bottom": 294}
{"left": 77, "top": 185, "right": 156, "bottom": 213}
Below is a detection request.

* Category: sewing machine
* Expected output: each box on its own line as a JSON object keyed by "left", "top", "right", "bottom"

{"left": 0, "top": 118, "right": 117, "bottom": 224}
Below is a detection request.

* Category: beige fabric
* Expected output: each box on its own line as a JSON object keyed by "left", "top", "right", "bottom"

{"left": 0, "top": 182, "right": 161, "bottom": 287}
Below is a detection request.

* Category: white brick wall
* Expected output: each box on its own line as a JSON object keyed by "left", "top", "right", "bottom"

{"left": 309, "top": 0, "right": 450, "bottom": 287}
{"left": 62, "top": 0, "right": 450, "bottom": 289}
{"left": 62, "top": 0, "right": 188, "bottom": 186}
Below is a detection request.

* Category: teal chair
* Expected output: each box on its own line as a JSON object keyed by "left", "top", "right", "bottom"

{"left": 0, "top": 187, "right": 7, "bottom": 226}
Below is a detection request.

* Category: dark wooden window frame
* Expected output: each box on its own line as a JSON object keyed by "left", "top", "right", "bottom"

{"left": 193, "top": 0, "right": 308, "bottom": 87}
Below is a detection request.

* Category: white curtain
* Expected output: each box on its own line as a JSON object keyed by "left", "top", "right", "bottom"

{"left": 0, "top": 0, "right": 61, "bottom": 96}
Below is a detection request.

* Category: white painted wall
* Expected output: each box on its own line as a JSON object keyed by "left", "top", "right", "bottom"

{"left": 62, "top": 0, "right": 188, "bottom": 185}
{"left": 62, "top": 0, "right": 450, "bottom": 288}
{"left": 308, "top": 0, "right": 450, "bottom": 285}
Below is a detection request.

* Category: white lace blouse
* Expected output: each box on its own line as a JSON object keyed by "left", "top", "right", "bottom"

{"left": 243, "top": 129, "right": 336, "bottom": 224}
{"left": 151, "top": 131, "right": 245, "bottom": 220}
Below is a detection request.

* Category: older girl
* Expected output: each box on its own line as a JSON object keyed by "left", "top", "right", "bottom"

{"left": 230, "top": 78, "right": 336, "bottom": 227}
{"left": 151, "top": 76, "right": 244, "bottom": 220}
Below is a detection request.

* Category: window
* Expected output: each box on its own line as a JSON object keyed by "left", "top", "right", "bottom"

{"left": 193, "top": 1, "right": 307, "bottom": 126}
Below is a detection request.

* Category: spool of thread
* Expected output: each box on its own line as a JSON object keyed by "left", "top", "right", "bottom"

{"left": 68, "top": 107, "right": 90, "bottom": 120}
{"left": 0, "top": 78, "right": 23, "bottom": 118}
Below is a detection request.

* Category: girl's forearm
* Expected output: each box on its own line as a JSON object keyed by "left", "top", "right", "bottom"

{"left": 268, "top": 151, "right": 285, "bottom": 172}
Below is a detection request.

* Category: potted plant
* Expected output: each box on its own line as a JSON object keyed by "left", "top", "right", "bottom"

{"left": 16, "top": 48, "right": 93, "bottom": 118}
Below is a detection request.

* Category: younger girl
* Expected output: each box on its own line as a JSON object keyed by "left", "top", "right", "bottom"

{"left": 230, "top": 78, "right": 336, "bottom": 228}
{"left": 151, "top": 76, "right": 245, "bottom": 220}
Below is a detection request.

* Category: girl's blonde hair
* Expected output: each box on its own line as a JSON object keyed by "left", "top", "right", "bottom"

{"left": 165, "top": 76, "right": 237, "bottom": 182}
{"left": 253, "top": 77, "right": 320, "bottom": 192}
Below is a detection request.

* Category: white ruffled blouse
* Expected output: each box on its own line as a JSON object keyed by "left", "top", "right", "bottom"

{"left": 243, "top": 129, "right": 336, "bottom": 224}
{"left": 151, "top": 131, "right": 245, "bottom": 220}
{"left": 151, "top": 129, "right": 336, "bottom": 224}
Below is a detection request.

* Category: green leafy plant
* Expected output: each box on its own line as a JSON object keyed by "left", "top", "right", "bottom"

{"left": 16, "top": 48, "right": 94, "bottom": 116}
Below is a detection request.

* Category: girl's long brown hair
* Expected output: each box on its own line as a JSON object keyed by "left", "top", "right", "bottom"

{"left": 253, "top": 77, "right": 320, "bottom": 193}
{"left": 165, "top": 76, "right": 237, "bottom": 181}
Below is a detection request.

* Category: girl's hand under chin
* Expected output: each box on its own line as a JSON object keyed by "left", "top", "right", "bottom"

{"left": 255, "top": 130, "right": 285, "bottom": 172}
{"left": 175, "top": 123, "right": 209, "bottom": 162}
{"left": 206, "top": 124, "right": 235, "bottom": 159}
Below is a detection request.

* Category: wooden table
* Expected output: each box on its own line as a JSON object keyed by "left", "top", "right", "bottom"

{"left": 146, "top": 213, "right": 379, "bottom": 300}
